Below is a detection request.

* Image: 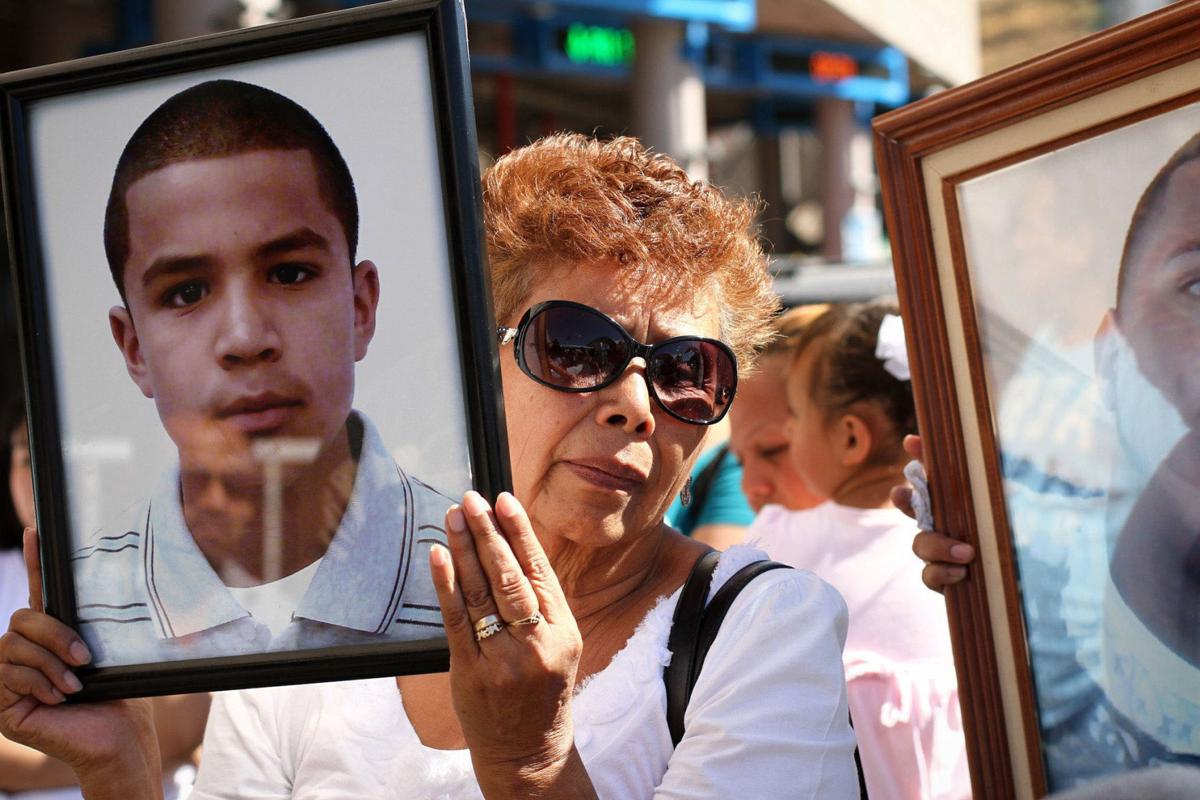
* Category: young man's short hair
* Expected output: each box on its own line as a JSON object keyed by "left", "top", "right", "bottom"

{"left": 1116, "top": 131, "right": 1200, "bottom": 307}
{"left": 103, "top": 79, "right": 359, "bottom": 301}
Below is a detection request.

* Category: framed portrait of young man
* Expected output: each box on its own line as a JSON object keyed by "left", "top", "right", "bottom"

{"left": 874, "top": 2, "right": 1200, "bottom": 798}
{"left": 0, "top": 0, "right": 508, "bottom": 700}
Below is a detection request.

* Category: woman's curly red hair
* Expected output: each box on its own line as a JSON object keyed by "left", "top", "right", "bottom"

{"left": 482, "top": 133, "right": 778, "bottom": 374}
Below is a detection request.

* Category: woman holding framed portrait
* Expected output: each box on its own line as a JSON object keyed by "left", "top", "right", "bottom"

{"left": 0, "top": 133, "right": 861, "bottom": 798}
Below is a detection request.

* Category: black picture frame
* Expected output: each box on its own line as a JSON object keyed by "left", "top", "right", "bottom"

{"left": 0, "top": 0, "right": 510, "bottom": 701}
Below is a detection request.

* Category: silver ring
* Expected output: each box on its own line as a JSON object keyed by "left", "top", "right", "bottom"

{"left": 474, "top": 620, "right": 505, "bottom": 641}
{"left": 509, "top": 611, "right": 543, "bottom": 627}
{"left": 472, "top": 613, "right": 503, "bottom": 634}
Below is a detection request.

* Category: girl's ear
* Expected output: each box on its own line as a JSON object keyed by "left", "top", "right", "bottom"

{"left": 835, "top": 413, "right": 873, "bottom": 467}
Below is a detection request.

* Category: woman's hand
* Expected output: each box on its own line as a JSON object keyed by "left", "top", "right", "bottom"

{"left": 0, "top": 530, "right": 161, "bottom": 798}
{"left": 890, "top": 435, "right": 976, "bottom": 593}
{"left": 430, "top": 491, "right": 596, "bottom": 800}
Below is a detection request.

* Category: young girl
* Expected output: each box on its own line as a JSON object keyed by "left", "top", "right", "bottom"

{"left": 748, "top": 301, "right": 970, "bottom": 800}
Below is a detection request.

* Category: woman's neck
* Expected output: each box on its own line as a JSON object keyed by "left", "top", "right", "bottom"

{"left": 828, "top": 462, "right": 905, "bottom": 509}
{"left": 544, "top": 524, "right": 671, "bottom": 624}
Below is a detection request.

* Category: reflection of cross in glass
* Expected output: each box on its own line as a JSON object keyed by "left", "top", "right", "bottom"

{"left": 251, "top": 438, "right": 320, "bottom": 582}
{"left": 68, "top": 438, "right": 134, "bottom": 538}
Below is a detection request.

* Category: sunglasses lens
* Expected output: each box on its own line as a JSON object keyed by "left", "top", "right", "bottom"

{"left": 650, "top": 340, "right": 737, "bottom": 423}
{"left": 521, "top": 305, "right": 630, "bottom": 389}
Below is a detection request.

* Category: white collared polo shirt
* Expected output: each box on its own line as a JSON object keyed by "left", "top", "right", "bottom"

{"left": 70, "top": 412, "right": 452, "bottom": 667}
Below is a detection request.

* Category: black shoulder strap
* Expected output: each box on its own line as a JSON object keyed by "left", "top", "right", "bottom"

{"left": 664, "top": 550, "right": 719, "bottom": 746}
{"left": 690, "top": 559, "right": 790, "bottom": 688}
{"left": 663, "top": 555, "right": 871, "bottom": 798}
{"left": 665, "top": 555, "right": 787, "bottom": 746}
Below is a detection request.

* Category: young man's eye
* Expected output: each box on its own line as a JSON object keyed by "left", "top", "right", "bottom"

{"left": 269, "top": 263, "right": 317, "bottom": 285}
{"left": 163, "top": 281, "right": 209, "bottom": 308}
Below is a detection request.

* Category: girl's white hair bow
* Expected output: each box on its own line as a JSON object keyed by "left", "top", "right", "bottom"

{"left": 875, "top": 314, "right": 910, "bottom": 382}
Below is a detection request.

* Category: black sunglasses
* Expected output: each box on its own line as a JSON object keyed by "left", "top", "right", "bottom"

{"left": 497, "top": 300, "right": 738, "bottom": 425}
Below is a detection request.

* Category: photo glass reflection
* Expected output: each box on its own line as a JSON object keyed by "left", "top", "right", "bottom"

{"left": 25, "top": 34, "right": 471, "bottom": 668}
{"left": 956, "top": 102, "right": 1200, "bottom": 790}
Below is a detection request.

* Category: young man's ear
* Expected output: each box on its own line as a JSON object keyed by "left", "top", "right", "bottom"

{"left": 109, "top": 306, "right": 155, "bottom": 399}
{"left": 835, "top": 413, "right": 873, "bottom": 467}
{"left": 351, "top": 260, "right": 380, "bottom": 362}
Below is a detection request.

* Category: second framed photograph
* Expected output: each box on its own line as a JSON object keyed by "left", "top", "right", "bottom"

{"left": 875, "top": 1, "right": 1200, "bottom": 797}
{"left": 0, "top": 0, "right": 507, "bottom": 699}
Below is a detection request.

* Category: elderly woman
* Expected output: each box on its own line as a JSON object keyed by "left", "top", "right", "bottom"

{"left": 0, "top": 134, "right": 857, "bottom": 798}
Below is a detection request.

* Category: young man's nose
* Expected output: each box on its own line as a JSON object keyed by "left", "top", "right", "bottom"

{"left": 215, "top": 288, "right": 283, "bottom": 366}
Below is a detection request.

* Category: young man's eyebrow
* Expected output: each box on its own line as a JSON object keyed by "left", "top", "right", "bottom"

{"left": 141, "top": 255, "right": 214, "bottom": 289}
{"left": 254, "top": 227, "right": 331, "bottom": 259}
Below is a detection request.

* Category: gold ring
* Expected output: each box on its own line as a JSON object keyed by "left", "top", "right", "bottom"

{"left": 473, "top": 614, "right": 503, "bottom": 633}
{"left": 509, "top": 611, "right": 543, "bottom": 627}
{"left": 474, "top": 620, "right": 505, "bottom": 641}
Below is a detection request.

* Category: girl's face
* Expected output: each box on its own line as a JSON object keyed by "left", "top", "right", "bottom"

{"left": 10, "top": 422, "right": 34, "bottom": 531}
{"left": 783, "top": 348, "right": 846, "bottom": 500}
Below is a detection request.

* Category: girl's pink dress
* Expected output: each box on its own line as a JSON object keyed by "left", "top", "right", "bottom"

{"left": 749, "top": 502, "right": 971, "bottom": 800}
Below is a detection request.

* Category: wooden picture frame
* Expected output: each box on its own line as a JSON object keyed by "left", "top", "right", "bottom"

{"left": 875, "top": 2, "right": 1200, "bottom": 797}
{"left": 0, "top": 0, "right": 509, "bottom": 700}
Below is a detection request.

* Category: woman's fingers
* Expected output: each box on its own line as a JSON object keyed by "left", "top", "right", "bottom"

{"left": 0, "top": 607, "right": 91, "bottom": 711}
{"left": 460, "top": 492, "right": 540, "bottom": 626}
{"left": 912, "top": 530, "right": 974, "bottom": 592}
{"left": 903, "top": 434, "right": 923, "bottom": 461}
{"left": 23, "top": 528, "right": 43, "bottom": 614}
{"left": 912, "top": 530, "right": 974, "bottom": 564}
{"left": 492, "top": 492, "right": 569, "bottom": 623}
{"left": 429, "top": 542, "right": 477, "bottom": 657}
{"left": 921, "top": 562, "right": 968, "bottom": 593}
{"left": 442, "top": 503, "right": 501, "bottom": 644}
{"left": 0, "top": 661, "right": 68, "bottom": 707}
{"left": 4, "top": 533, "right": 93, "bottom": 704}
{"left": 891, "top": 485, "right": 915, "bottom": 518}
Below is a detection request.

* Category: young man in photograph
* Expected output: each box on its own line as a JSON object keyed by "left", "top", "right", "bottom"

{"left": 917, "top": 130, "right": 1200, "bottom": 788}
{"left": 72, "top": 79, "right": 451, "bottom": 666}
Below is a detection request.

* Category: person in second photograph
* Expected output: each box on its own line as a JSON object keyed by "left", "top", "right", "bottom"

{"left": 912, "top": 129, "right": 1200, "bottom": 787}
{"left": 749, "top": 300, "right": 970, "bottom": 800}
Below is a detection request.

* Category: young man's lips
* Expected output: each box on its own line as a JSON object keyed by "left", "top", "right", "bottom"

{"left": 562, "top": 459, "right": 647, "bottom": 492}
{"left": 218, "top": 397, "right": 303, "bottom": 435}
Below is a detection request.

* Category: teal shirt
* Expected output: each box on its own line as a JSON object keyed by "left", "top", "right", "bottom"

{"left": 666, "top": 445, "right": 755, "bottom": 536}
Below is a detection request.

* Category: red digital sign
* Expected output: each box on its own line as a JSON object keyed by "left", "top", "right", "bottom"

{"left": 810, "top": 51, "right": 859, "bottom": 83}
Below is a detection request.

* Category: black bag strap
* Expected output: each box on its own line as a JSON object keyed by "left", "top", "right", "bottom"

{"left": 664, "top": 550, "right": 720, "bottom": 745}
{"left": 663, "top": 554, "right": 870, "bottom": 798}
{"left": 690, "top": 559, "right": 790, "bottom": 689}
{"left": 665, "top": 554, "right": 787, "bottom": 745}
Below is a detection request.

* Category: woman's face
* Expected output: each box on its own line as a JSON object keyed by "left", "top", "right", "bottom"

{"left": 729, "top": 354, "right": 824, "bottom": 512}
{"left": 10, "top": 422, "right": 34, "bottom": 531}
{"left": 500, "top": 262, "right": 715, "bottom": 551}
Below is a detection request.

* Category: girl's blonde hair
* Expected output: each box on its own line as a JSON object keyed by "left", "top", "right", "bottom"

{"left": 791, "top": 300, "right": 916, "bottom": 460}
